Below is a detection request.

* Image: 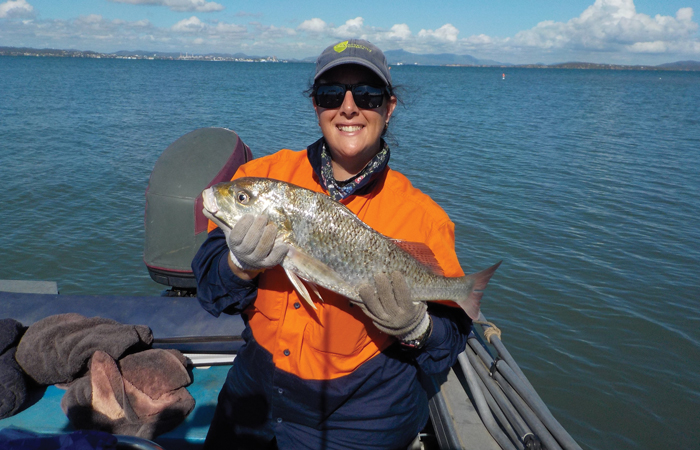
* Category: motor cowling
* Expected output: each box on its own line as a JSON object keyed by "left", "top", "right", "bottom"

{"left": 144, "top": 128, "right": 252, "bottom": 292}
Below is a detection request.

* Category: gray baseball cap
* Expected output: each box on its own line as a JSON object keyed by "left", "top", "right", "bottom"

{"left": 314, "top": 39, "right": 392, "bottom": 86}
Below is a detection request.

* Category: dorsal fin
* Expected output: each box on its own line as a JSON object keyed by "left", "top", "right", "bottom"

{"left": 391, "top": 239, "right": 445, "bottom": 276}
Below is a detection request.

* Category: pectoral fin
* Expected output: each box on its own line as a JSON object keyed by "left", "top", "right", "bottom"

{"left": 308, "top": 283, "right": 324, "bottom": 303}
{"left": 283, "top": 247, "right": 356, "bottom": 302}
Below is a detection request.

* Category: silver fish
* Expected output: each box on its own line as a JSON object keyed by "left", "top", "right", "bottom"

{"left": 201, "top": 177, "right": 500, "bottom": 320}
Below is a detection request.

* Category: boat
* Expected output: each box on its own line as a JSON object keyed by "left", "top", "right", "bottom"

{"left": 0, "top": 128, "right": 581, "bottom": 450}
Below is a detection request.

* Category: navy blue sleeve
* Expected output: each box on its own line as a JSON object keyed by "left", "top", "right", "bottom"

{"left": 413, "top": 303, "right": 471, "bottom": 375}
{"left": 191, "top": 227, "right": 259, "bottom": 317}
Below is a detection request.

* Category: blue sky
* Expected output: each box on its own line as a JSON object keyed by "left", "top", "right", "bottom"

{"left": 1, "top": 0, "right": 699, "bottom": 64}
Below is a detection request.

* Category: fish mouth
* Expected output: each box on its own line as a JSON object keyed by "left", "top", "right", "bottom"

{"left": 202, "top": 188, "right": 218, "bottom": 214}
{"left": 201, "top": 188, "right": 233, "bottom": 230}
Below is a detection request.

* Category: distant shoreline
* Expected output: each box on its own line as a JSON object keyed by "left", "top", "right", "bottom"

{"left": 0, "top": 47, "right": 280, "bottom": 63}
{"left": 446, "top": 62, "right": 699, "bottom": 71}
{"left": 2, "top": 46, "right": 699, "bottom": 71}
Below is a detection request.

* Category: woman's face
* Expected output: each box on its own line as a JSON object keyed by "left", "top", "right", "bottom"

{"left": 313, "top": 64, "right": 397, "bottom": 177}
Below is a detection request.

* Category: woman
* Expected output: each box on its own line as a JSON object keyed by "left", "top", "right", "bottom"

{"left": 192, "top": 39, "right": 471, "bottom": 450}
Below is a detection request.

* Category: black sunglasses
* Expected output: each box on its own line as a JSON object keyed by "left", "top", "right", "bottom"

{"left": 314, "top": 84, "right": 389, "bottom": 109}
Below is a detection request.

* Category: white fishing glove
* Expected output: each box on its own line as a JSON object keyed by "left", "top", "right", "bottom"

{"left": 222, "top": 214, "right": 288, "bottom": 271}
{"left": 357, "top": 272, "right": 432, "bottom": 345}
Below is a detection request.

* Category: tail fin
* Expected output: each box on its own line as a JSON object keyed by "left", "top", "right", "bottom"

{"left": 456, "top": 261, "right": 502, "bottom": 320}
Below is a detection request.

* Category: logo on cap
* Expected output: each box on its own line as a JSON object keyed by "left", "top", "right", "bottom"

{"left": 333, "top": 40, "right": 373, "bottom": 54}
{"left": 334, "top": 41, "right": 348, "bottom": 53}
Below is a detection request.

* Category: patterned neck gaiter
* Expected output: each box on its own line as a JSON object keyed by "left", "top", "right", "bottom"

{"left": 319, "top": 141, "right": 391, "bottom": 201}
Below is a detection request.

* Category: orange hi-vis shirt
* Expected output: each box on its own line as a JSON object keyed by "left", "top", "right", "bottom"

{"left": 208, "top": 149, "right": 465, "bottom": 381}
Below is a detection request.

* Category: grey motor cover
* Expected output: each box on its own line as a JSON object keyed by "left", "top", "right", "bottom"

{"left": 144, "top": 128, "right": 252, "bottom": 288}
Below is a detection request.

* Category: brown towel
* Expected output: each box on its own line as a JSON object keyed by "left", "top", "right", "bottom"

{"left": 61, "top": 349, "right": 195, "bottom": 439}
{"left": 0, "top": 318, "right": 28, "bottom": 419}
{"left": 16, "top": 313, "right": 153, "bottom": 385}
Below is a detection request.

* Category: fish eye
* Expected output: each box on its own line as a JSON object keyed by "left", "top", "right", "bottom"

{"left": 236, "top": 190, "right": 250, "bottom": 204}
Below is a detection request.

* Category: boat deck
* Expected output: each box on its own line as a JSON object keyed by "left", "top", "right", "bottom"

{"left": 0, "top": 365, "right": 227, "bottom": 449}
{"left": 1, "top": 288, "right": 499, "bottom": 450}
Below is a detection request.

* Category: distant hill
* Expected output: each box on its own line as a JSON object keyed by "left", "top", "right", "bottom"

{"left": 384, "top": 49, "right": 508, "bottom": 66}
{"left": 515, "top": 60, "right": 700, "bottom": 71}
{"left": 1, "top": 46, "right": 101, "bottom": 57}
{"left": 0, "top": 47, "right": 280, "bottom": 62}
{"left": 656, "top": 60, "right": 700, "bottom": 70}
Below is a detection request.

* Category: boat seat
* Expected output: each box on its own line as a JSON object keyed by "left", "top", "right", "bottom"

{"left": 0, "top": 291, "right": 245, "bottom": 353}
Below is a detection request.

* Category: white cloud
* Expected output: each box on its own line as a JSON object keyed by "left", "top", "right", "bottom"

{"left": 334, "top": 17, "right": 365, "bottom": 38}
{"left": 1, "top": 0, "right": 698, "bottom": 64}
{"left": 250, "top": 22, "right": 296, "bottom": 39}
{"left": 465, "top": 34, "right": 494, "bottom": 46}
{"left": 627, "top": 41, "right": 668, "bottom": 53}
{"left": 77, "top": 14, "right": 104, "bottom": 25}
{"left": 172, "top": 16, "right": 206, "bottom": 32}
{"left": 294, "top": 17, "right": 462, "bottom": 53}
{"left": 0, "top": 0, "right": 33, "bottom": 18}
{"left": 386, "top": 24, "right": 411, "bottom": 40}
{"left": 0, "top": 13, "right": 168, "bottom": 51}
{"left": 418, "top": 24, "right": 459, "bottom": 43}
{"left": 288, "top": 2, "right": 700, "bottom": 62}
{"left": 214, "top": 21, "right": 247, "bottom": 35}
{"left": 298, "top": 18, "right": 327, "bottom": 33}
{"left": 513, "top": 0, "right": 699, "bottom": 55}
{"left": 108, "top": 0, "right": 224, "bottom": 13}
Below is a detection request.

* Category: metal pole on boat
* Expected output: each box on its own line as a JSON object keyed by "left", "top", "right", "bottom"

{"left": 474, "top": 314, "right": 534, "bottom": 389}
{"left": 494, "top": 354, "right": 582, "bottom": 450}
{"left": 489, "top": 334, "right": 538, "bottom": 392}
{"left": 464, "top": 344, "right": 540, "bottom": 448}
{"left": 493, "top": 369, "right": 562, "bottom": 450}
{"left": 469, "top": 338, "right": 562, "bottom": 450}
{"left": 470, "top": 361, "right": 521, "bottom": 446}
{"left": 475, "top": 321, "right": 583, "bottom": 450}
{"left": 458, "top": 352, "right": 518, "bottom": 450}
{"left": 463, "top": 331, "right": 522, "bottom": 445}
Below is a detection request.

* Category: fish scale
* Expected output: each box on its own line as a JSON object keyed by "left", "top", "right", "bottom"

{"left": 202, "top": 177, "right": 500, "bottom": 319}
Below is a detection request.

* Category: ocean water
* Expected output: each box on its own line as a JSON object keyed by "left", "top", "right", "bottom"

{"left": 1, "top": 57, "right": 698, "bottom": 450}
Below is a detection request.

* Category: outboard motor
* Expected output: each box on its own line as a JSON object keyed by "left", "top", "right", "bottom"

{"left": 144, "top": 128, "right": 252, "bottom": 296}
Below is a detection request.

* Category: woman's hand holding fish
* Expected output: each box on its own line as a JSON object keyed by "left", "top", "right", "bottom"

{"left": 223, "top": 214, "right": 289, "bottom": 278}
{"left": 357, "top": 272, "right": 432, "bottom": 346}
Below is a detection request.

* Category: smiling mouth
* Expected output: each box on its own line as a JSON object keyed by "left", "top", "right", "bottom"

{"left": 337, "top": 125, "right": 363, "bottom": 132}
